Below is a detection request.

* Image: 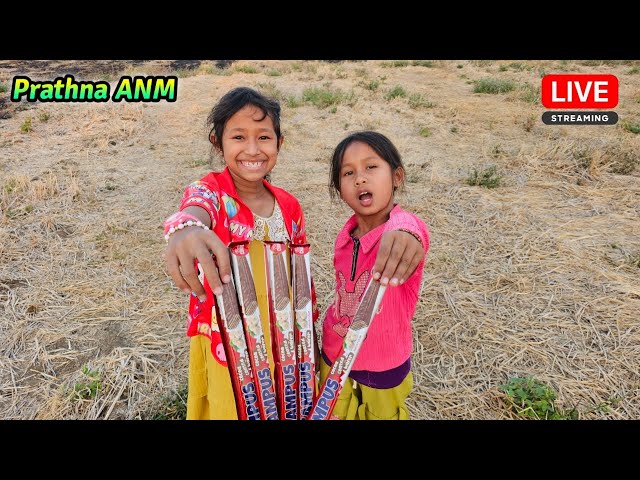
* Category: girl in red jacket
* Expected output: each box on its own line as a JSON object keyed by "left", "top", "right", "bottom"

{"left": 164, "top": 87, "right": 311, "bottom": 419}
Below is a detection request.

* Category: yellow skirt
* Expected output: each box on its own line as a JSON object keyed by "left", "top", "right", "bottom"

{"left": 319, "top": 357, "right": 413, "bottom": 420}
{"left": 187, "top": 240, "right": 278, "bottom": 420}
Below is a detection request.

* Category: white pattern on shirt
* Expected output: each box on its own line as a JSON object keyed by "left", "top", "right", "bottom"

{"left": 252, "top": 201, "right": 290, "bottom": 242}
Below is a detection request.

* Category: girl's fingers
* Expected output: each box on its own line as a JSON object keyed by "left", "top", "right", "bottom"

{"left": 392, "top": 238, "right": 424, "bottom": 284}
{"left": 388, "top": 249, "right": 415, "bottom": 286}
{"left": 397, "top": 250, "right": 423, "bottom": 285}
{"left": 165, "top": 251, "right": 191, "bottom": 294}
{"left": 204, "top": 233, "right": 232, "bottom": 286}
{"left": 372, "top": 233, "right": 396, "bottom": 282}
{"left": 374, "top": 230, "right": 425, "bottom": 286}
{"left": 178, "top": 251, "right": 206, "bottom": 299}
{"left": 390, "top": 230, "right": 424, "bottom": 283}
{"left": 193, "top": 245, "right": 222, "bottom": 297}
{"left": 164, "top": 229, "right": 231, "bottom": 300}
{"left": 378, "top": 236, "right": 404, "bottom": 286}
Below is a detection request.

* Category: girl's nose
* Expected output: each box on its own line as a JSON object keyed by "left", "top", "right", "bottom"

{"left": 355, "top": 173, "right": 367, "bottom": 185}
{"left": 245, "top": 139, "right": 259, "bottom": 155}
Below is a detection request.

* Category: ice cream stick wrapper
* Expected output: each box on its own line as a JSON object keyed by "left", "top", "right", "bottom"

{"left": 291, "top": 243, "right": 316, "bottom": 419}
{"left": 229, "top": 241, "right": 278, "bottom": 420}
{"left": 309, "top": 278, "right": 386, "bottom": 420}
{"left": 264, "top": 241, "right": 298, "bottom": 420}
{"left": 214, "top": 273, "right": 261, "bottom": 420}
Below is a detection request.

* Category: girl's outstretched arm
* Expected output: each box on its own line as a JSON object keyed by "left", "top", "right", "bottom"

{"left": 164, "top": 206, "right": 232, "bottom": 301}
{"left": 372, "top": 230, "right": 425, "bottom": 287}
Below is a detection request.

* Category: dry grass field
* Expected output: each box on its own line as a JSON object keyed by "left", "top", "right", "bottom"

{"left": 0, "top": 59, "right": 638, "bottom": 420}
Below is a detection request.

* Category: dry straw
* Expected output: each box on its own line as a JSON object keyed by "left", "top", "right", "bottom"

{"left": 1, "top": 60, "right": 638, "bottom": 419}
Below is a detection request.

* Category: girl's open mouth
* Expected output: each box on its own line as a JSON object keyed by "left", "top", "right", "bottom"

{"left": 358, "top": 191, "right": 373, "bottom": 206}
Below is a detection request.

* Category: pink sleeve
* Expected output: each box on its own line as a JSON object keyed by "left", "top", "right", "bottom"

{"left": 179, "top": 181, "right": 220, "bottom": 229}
{"left": 385, "top": 211, "right": 430, "bottom": 253}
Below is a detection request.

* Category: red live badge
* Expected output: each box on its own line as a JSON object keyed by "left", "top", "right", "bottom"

{"left": 541, "top": 74, "right": 618, "bottom": 109}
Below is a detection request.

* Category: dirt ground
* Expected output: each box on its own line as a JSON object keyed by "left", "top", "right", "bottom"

{"left": 0, "top": 59, "right": 638, "bottom": 419}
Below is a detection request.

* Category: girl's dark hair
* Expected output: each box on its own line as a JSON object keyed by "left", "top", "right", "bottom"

{"left": 206, "top": 86, "right": 282, "bottom": 152}
{"left": 329, "top": 131, "right": 405, "bottom": 199}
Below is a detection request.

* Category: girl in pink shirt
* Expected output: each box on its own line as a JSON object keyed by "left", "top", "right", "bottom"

{"left": 320, "top": 131, "right": 430, "bottom": 420}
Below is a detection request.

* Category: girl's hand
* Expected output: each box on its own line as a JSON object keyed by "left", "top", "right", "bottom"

{"left": 372, "top": 230, "right": 424, "bottom": 287}
{"left": 164, "top": 226, "right": 232, "bottom": 300}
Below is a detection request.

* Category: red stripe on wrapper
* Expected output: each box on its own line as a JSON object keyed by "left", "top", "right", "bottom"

{"left": 214, "top": 275, "right": 261, "bottom": 420}
{"left": 291, "top": 243, "right": 317, "bottom": 419}
{"left": 229, "top": 241, "right": 279, "bottom": 420}
{"left": 264, "top": 241, "right": 299, "bottom": 420}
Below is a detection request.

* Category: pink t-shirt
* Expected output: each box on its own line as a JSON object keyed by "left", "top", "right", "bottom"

{"left": 322, "top": 204, "right": 430, "bottom": 372}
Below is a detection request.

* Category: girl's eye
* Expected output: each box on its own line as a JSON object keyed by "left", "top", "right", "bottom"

{"left": 233, "top": 135, "right": 243, "bottom": 140}
{"left": 343, "top": 171, "right": 353, "bottom": 177}
{"left": 367, "top": 165, "right": 377, "bottom": 170}
{"left": 259, "top": 135, "right": 271, "bottom": 140}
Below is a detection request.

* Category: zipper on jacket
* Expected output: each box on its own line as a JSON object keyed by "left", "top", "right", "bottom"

{"left": 350, "top": 235, "right": 360, "bottom": 282}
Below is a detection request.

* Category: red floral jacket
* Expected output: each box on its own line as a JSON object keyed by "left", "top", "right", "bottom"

{"left": 178, "top": 167, "right": 316, "bottom": 366}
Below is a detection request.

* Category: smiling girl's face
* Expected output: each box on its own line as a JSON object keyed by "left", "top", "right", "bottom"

{"left": 215, "top": 104, "right": 282, "bottom": 189}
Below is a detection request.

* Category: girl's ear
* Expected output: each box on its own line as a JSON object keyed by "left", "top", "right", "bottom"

{"left": 393, "top": 166, "right": 405, "bottom": 189}
{"left": 210, "top": 134, "right": 223, "bottom": 155}
{"left": 278, "top": 135, "right": 285, "bottom": 150}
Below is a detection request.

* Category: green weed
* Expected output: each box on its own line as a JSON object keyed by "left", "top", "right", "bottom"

{"left": 20, "top": 117, "right": 32, "bottom": 133}
{"left": 147, "top": 385, "right": 188, "bottom": 420}
{"left": 473, "top": 78, "right": 516, "bottom": 94}
{"left": 466, "top": 165, "right": 502, "bottom": 188}
{"left": 234, "top": 65, "right": 258, "bottom": 74}
{"left": 621, "top": 121, "right": 640, "bottom": 134}
{"left": 412, "top": 60, "right": 434, "bottom": 67}
{"left": 380, "top": 60, "right": 409, "bottom": 68}
{"left": 384, "top": 85, "right": 406, "bottom": 100}
{"left": 499, "top": 376, "right": 578, "bottom": 420}
{"left": 408, "top": 93, "right": 435, "bottom": 109}
{"left": 302, "top": 87, "right": 352, "bottom": 108}
{"left": 72, "top": 365, "right": 102, "bottom": 400}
